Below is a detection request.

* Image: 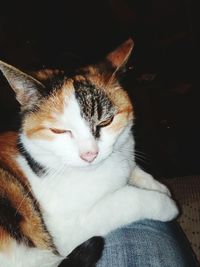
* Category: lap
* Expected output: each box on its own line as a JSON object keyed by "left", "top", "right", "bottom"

{"left": 97, "top": 220, "right": 199, "bottom": 267}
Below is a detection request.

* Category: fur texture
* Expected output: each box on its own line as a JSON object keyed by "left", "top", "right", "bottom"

{"left": 0, "top": 39, "right": 178, "bottom": 267}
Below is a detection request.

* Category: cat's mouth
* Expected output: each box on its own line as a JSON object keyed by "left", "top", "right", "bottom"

{"left": 80, "top": 158, "right": 99, "bottom": 167}
{"left": 79, "top": 150, "right": 112, "bottom": 169}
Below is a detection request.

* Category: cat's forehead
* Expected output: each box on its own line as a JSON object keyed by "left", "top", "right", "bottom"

{"left": 72, "top": 75, "right": 115, "bottom": 120}
{"left": 34, "top": 74, "right": 114, "bottom": 121}
{"left": 46, "top": 71, "right": 132, "bottom": 122}
{"left": 45, "top": 73, "right": 113, "bottom": 119}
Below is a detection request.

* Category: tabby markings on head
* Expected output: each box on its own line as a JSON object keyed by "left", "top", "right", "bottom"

{"left": 73, "top": 77, "right": 116, "bottom": 138}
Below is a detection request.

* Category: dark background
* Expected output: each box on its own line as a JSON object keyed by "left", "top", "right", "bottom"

{"left": 0, "top": 0, "right": 199, "bottom": 178}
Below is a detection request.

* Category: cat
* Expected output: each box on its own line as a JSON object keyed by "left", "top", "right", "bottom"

{"left": 0, "top": 39, "right": 178, "bottom": 267}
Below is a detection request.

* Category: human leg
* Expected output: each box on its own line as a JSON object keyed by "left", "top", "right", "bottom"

{"left": 97, "top": 220, "right": 199, "bottom": 267}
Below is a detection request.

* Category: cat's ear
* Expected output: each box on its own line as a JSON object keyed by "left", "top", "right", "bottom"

{"left": 0, "top": 60, "right": 45, "bottom": 110}
{"left": 106, "top": 38, "right": 134, "bottom": 73}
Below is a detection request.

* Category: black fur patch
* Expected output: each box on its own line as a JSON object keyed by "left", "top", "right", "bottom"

{"left": 41, "top": 74, "right": 66, "bottom": 97}
{"left": 17, "top": 139, "right": 46, "bottom": 176}
{"left": 58, "top": 236, "right": 104, "bottom": 267}
{"left": 0, "top": 196, "right": 33, "bottom": 246}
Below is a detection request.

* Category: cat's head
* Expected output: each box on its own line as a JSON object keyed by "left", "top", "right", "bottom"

{"left": 0, "top": 39, "right": 134, "bottom": 170}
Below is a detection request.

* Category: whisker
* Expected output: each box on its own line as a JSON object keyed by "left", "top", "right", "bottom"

{"left": 135, "top": 156, "right": 150, "bottom": 166}
{"left": 38, "top": 163, "right": 67, "bottom": 200}
{"left": 15, "top": 181, "right": 36, "bottom": 215}
{"left": 134, "top": 150, "right": 147, "bottom": 156}
{"left": 134, "top": 153, "right": 148, "bottom": 161}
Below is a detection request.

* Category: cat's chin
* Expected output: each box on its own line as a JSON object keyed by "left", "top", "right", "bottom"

{"left": 70, "top": 160, "right": 102, "bottom": 170}
{"left": 67, "top": 155, "right": 108, "bottom": 170}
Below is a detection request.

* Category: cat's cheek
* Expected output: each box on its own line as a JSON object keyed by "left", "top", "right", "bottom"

{"left": 38, "top": 136, "right": 77, "bottom": 163}
{"left": 100, "top": 128, "right": 121, "bottom": 147}
{"left": 106, "top": 112, "right": 132, "bottom": 136}
{"left": 51, "top": 137, "right": 93, "bottom": 167}
{"left": 95, "top": 134, "right": 115, "bottom": 162}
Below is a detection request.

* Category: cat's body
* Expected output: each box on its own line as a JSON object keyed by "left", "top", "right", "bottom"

{"left": 0, "top": 39, "right": 178, "bottom": 267}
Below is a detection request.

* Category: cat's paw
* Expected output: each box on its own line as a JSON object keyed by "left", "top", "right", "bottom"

{"left": 153, "top": 181, "right": 171, "bottom": 197}
{"left": 130, "top": 167, "right": 171, "bottom": 196}
{"left": 152, "top": 193, "right": 179, "bottom": 222}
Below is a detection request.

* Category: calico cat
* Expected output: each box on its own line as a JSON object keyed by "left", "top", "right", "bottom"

{"left": 0, "top": 39, "right": 178, "bottom": 267}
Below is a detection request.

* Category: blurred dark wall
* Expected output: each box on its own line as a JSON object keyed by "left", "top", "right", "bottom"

{"left": 0, "top": 1, "right": 125, "bottom": 68}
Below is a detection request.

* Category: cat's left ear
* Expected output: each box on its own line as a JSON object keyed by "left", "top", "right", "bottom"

{"left": 0, "top": 60, "right": 45, "bottom": 110}
{"left": 106, "top": 38, "right": 134, "bottom": 73}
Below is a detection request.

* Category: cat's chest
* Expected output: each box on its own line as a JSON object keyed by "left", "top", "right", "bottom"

{"left": 20, "top": 150, "right": 132, "bottom": 207}
{"left": 17, "top": 153, "right": 134, "bottom": 255}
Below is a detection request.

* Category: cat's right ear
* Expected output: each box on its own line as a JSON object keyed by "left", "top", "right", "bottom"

{"left": 0, "top": 60, "right": 45, "bottom": 110}
{"left": 106, "top": 38, "right": 134, "bottom": 74}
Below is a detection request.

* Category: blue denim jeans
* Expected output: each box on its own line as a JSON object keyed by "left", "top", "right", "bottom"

{"left": 97, "top": 220, "right": 199, "bottom": 267}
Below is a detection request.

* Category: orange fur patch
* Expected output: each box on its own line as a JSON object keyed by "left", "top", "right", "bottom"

{"left": 24, "top": 80, "right": 74, "bottom": 139}
{"left": 0, "top": 228, "right": 12, "bottom": 251}
{"left": 0, "top": 132, "right": 27, "bottom": 186}
{"left": 82, "top": 66, "right": 110, "bottom": 88}
{"left": 31, "top": 69, "right": 64, "bottom": 83}
{"left": 106, "top": 84, "right": 133, "bottom": 115}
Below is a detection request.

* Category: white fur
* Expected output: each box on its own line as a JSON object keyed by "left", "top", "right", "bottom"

{"left": 4, "top": 93, "right": 178, "bottom": 267}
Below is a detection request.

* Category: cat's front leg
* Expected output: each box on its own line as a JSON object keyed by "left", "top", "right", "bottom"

{"left": 82, "top": 185, "right": 178, "bottom": 237}
{"left": 129, "top": 166, "right": 171, "bottom": 196}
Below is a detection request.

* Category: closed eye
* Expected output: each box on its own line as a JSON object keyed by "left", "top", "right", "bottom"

{"left": 50, "top": 128, "right": 72, "bottom": 135}
{"left": 98, "top": 116, "right": 114, "bottom": 127}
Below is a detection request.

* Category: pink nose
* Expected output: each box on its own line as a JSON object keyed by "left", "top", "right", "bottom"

{"left": 80, "top": 151, "right": 98, "bottom": 163}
